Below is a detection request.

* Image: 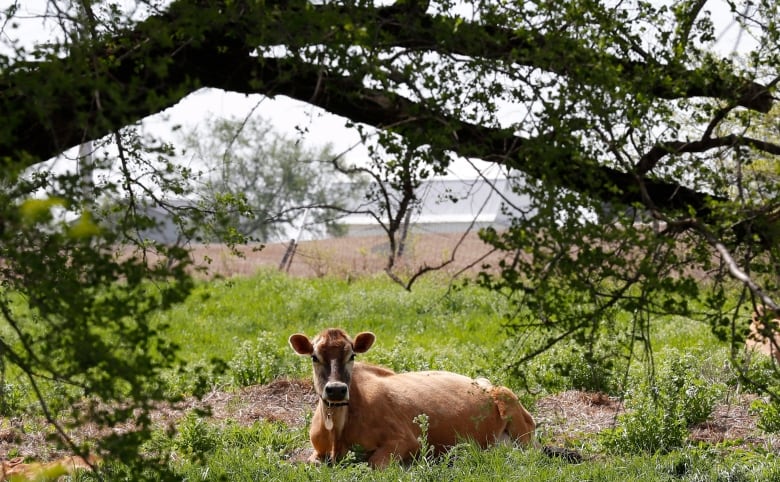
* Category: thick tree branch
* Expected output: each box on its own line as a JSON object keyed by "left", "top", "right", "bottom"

{"left": 372, "top": 6, "right": 773, "bottom": 113}
{"left": 229, "top": 58, "right": 719, "bottom": 218}
{"left": 1, "top": 0, "right": 777, "bottom": 245}
{"left": 1, "top": 45, "right": 722, "bottom": 222}
{"left": 636, "top": 135, "right": 780, "bottom": 176}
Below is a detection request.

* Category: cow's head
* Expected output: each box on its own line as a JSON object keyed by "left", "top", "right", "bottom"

{"left": 289, "top": 328, "right": 375, "bottom": 405}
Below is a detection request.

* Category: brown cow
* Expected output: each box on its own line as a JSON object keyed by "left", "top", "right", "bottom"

{"left": 288, "top": 328, "right": 537, "bottom": 468}
{"left": 746, "top": 306, "right": 780, "bottom": 361}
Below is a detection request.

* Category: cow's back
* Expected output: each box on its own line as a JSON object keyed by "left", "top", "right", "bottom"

{"left": 342, "top": 367, "right": 522, "bottom": 456}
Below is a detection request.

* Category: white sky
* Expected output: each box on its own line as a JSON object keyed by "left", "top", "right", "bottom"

{"left": 0, "top": 0, "right": 762, "bottom": 181}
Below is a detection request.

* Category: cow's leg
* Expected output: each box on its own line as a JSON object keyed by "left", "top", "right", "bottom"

{"left": 491, "top": 386, "right": 536, "bottom": 445}
{"left": 308, "top": 448, "right": 351, "bottom": 465}
{"left": 367, "top": 436, "right": 420, "bottom": 468}
{"left": 307, "top": 451, "right": 325, "bottom": 464}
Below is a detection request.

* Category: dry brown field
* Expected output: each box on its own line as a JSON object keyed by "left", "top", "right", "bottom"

{"left": 188, "top": 231, "right": 510, "bottom": 279}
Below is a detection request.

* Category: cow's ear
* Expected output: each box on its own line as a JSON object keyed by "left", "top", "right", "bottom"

{"left": 353, "top": 332, "right": 376, "bottom": 353}
{"left": 289, "top": 334, "right": 314, "bottom": 355}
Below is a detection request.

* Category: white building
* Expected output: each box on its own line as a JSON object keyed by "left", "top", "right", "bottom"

{"left": 338, "top": 177, "right": 532, "bottom": 238}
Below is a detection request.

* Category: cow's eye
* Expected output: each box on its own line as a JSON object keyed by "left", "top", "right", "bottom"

{"left": 349, "top": 353, "right": 356, "bottom": 362}
{"left": 311, "top": 355, "right": 319, "bottom": 363}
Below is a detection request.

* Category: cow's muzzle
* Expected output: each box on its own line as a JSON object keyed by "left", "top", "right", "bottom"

{"left": 323, "top": 381, "right": 349, "bottom": 402}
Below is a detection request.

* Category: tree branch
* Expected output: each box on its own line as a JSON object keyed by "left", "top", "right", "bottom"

{"left": 636, "top": 135, "right": 780, "bottom": 176}
{"left": 1, "top": 0, "right": 773, "bottom": 166}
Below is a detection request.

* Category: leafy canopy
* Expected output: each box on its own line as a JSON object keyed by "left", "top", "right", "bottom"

{"left": 1, "top": 0, "right": 780, "bottom": 471}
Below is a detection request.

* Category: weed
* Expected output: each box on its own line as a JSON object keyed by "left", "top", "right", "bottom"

{"left": 0, "top": 382, "right": 25, "bottom": 416}
{"left": 750, "top": 397, "right": 780, "bottom": 433}
{"left": 228, "top": 332, "right": 298, "bottom": 387}
{"left": 174, "top": 413, "right": 219, "bottom": 459}
{"left": 413, "top": 413, "right": 434, "bottom": 461}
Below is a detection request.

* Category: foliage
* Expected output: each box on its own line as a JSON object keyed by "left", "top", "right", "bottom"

{"left": 504, "top": 310, "right": 636, "bottom": 396}
{"left": 162, "top": 358, "right": 227, "bottom": 399}
{"left": 751, "top": 397, "right": 780, "bottom": 434}
{"left": 0, "top": 382, "right": 24, "bottom": 417}
{"left": 0, "top": 126, "right": 208, "bottom": 478}
{"left": 173, "top": 413, "right": 220, "bottom": 459}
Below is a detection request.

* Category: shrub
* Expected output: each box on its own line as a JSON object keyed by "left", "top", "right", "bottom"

{"left": 603, "top": 399, "right": 690, "bottom": 454}
{"left": 174, "top": 413, "right": 219, "bottom": 458}
{"left": 516, "top": 341, "right": 627, "bottom": 396}
{"left": 566, "top": 350, "right": 623, "bottom": 394}
{"left": 163, "top": 358, "right": 228, "bottom": 398}
{"left": 367, "top": 335, "right": 446, "bottom": 373}
{"left": 601, "top": 351, "right": 723, "bottom": 454}
{"left": 0, "top": 382, "right": 25, "bottom": 416}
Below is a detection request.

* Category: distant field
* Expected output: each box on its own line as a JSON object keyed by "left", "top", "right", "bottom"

{"left": 188, "top": 231, "right": 509, "bottom": 279}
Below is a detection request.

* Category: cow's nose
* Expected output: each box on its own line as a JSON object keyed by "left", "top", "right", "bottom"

{"left": 324, "top": 382, "right": 348, "bottom": 401}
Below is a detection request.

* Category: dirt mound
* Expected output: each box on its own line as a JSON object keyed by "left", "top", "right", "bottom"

{"left": 205, "top": 379, "right": 318, "bottom": 427}
{"left": 534, "top": 390, "right": 624, "bottom": 446}
{"left": 535, "top": 389, "right": 777, "bottom": 452}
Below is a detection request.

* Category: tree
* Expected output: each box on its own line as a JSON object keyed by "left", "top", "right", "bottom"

{"left": 2, "top": 0, "right": 780, "bottom": 467}
{"left": 181, "top": 115, "right": 362, "bottom": 242}
{"left": 0, "top": 126, "right": 200, "bottom": 479}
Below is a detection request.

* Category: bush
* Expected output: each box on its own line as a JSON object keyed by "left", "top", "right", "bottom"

{"left": 517, "top": 340, "right": 627, "bottom": 396}
{"left": 601, "top": 351, "right": 723, "bottom": 454}
{"left": 367, "top": 335, "right": 447, "bottom": 373}
{"left": 0, "top": 382, "right": 25, "bottom": 416}
{"left": 163, "top": 358, "right": 228, "bottom": 398}
{"left": 174, "top": 413, "right": 219, "bottom": 458}
{"left": 603, "top": 399, "right": 690, "bottom": 454}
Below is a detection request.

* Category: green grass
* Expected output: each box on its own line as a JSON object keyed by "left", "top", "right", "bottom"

{"left": 95, "top": 433, "right": 780, "bottom": 482}
{"left": 161, "top": 273, "right": 511, "bottom": 380}
{"left": 11, "top": 269, "right": 780, "bottom": 480}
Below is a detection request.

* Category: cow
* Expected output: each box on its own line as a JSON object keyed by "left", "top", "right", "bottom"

{"left": 288, "top": 328, "right": 537, "bottom": 468}
{"left": 746, "top": 306, "right": 780, "bottom": 362}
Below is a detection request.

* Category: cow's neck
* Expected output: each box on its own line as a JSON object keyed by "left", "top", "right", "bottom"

{"left": 320, "top": 400, "right": 349, "bottom": 433}
{"left": 318, "top": 400, "right": 349, "bottom": 460}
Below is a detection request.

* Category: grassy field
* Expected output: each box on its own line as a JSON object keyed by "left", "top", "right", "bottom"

{"left": 5, "top": 269, "right": 780, "bottom": 480}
